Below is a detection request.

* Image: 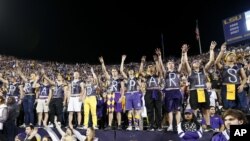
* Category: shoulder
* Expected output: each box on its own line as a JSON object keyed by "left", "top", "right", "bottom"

{"left": 211, "top": 132, "right": 228, "bottom": 141}
{"left": 211, "top": 132, "right": 221, "bottom": 141}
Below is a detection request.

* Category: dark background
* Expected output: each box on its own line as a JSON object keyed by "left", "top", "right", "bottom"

{"left": 0, "top": 0, "right": 249, "bottom": 64}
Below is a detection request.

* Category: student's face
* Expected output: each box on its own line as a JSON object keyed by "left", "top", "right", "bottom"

{"left": 86, "top": 128, "right": 91, "bottom": 136}
{"left": 192, "top": 60, "right": 200, "bottom": 68}
{"left": 65, "top": 128, "right": 72, "bottom": 136}
{"left": 111, "top": 69, "right": 118, "bottom": 76}
{"left": 224, "top": 115, "right": 244, "bottom": 129}
{"left": 226, "top": 54, "right": 236, "bottom": 62}
{"left": 87, "top": 75, "right": 93, "bottom": 83}
{"left": 86, "top": 128, "right": 94, "bottom": 138}
{"left": 209, "top": 107, "right": 216, "bottom": 114}
{"left": 147, "top": 65, "right": 155, "bottom": 73}
{"left": 73, "top": 72, "right": 79, "bottom": 79}
{"left": 128, "top": 70, "right": 134, "bottom": 76}
{"left": 184, "top": 113, "right": 193, "bottom": 120}
{"left": 57, "top": 75, "right": 63, "bottom": 81}
{"left": 167, "top": 61, "right": 175, "bottom": 70}
{"left": 25, "top": 127, "right": 32, "bottom": 135}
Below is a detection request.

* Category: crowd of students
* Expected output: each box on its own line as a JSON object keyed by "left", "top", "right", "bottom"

{"left": 0, "top": 41, "right": 249, "bottom": 141}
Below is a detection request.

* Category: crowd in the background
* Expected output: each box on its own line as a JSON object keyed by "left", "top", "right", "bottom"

{"left": 0, "top": 42, "right": 250, "bottom": 141}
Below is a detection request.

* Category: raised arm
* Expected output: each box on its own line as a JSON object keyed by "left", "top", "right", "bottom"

{"left": 17, "top": 68, "right": 28, "bottom": 82}
{"left": 0, "top": 74, "right": 8, "bottom": 84}
{"left": 26, "top": 128, "right": 39, "bottom": 140}
{"left": 72, "top": 129, "right": 86, "bottom": 141}
{"left": 15, "top": 61, "right": 28, "bottom": 82}
{"left": 42, "top": 69, "right": 56, "bottom": 86}
{"left": 204, "top": 41, "right": 216, "bottom": 73}
{"left": 182, "top": 44, "right": 192, "bottom": 75}
{"left": 153, "top": 55, "right": 162, "bottom": 76}
{"left": 91, "top": 67, "right": 98, "bottom": 85}
{"left": 178, "top": 51, "right": 185, "bottom": 73}
{"left": 120, "top": 55, "right": 128, "bottom": 79}
{"left": 54, "top": 120, "right": 65, "bottom": 136}
{"left": 214, "top": 42, "right": 227, "bottom": 69}
{"left": 99, "top": 56, "right": 111, "bottom": 80}
{"left": 139, "top": 56, "right": 146, "bottom": 77}
{"left": 155, "top": 48, "right": 166, "bottom": 76}
{"left": 32, "top": 75, "right": 40, "bottom": 88}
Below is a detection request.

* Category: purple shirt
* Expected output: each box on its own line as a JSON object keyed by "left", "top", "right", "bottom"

{"left": 201, "top": 115, "right": 224, "bottom": 129}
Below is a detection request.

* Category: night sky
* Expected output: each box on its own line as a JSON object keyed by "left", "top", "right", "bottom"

{"left": 0, "top": 0, "right": 250, "bottom": 64}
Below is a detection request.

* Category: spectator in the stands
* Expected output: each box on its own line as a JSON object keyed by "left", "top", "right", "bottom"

{"left": 177, "top": 109, "right": 202, "bottom": 141}
{"left": 201, "top": 106, "right": 224, "bottom": 132}
{"left": 24, "top": 125, "right": 41, "bottom": 141}
{"left": 72, "top": 126, "right": 99, "bottom": 141}
{"left": 54, "top": 119, "right": 76, "bottom": 141}
{"left": 211, "top": 109, "right": 248, "bottom": 141}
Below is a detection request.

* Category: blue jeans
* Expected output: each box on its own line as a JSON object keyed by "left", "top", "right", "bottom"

{"left": 23, "top": 95, "right": 35, "bottom": 125}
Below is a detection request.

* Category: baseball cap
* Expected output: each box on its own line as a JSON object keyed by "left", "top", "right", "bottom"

{"left": 184, "top": 109, "right": 193, "bottom": 114}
